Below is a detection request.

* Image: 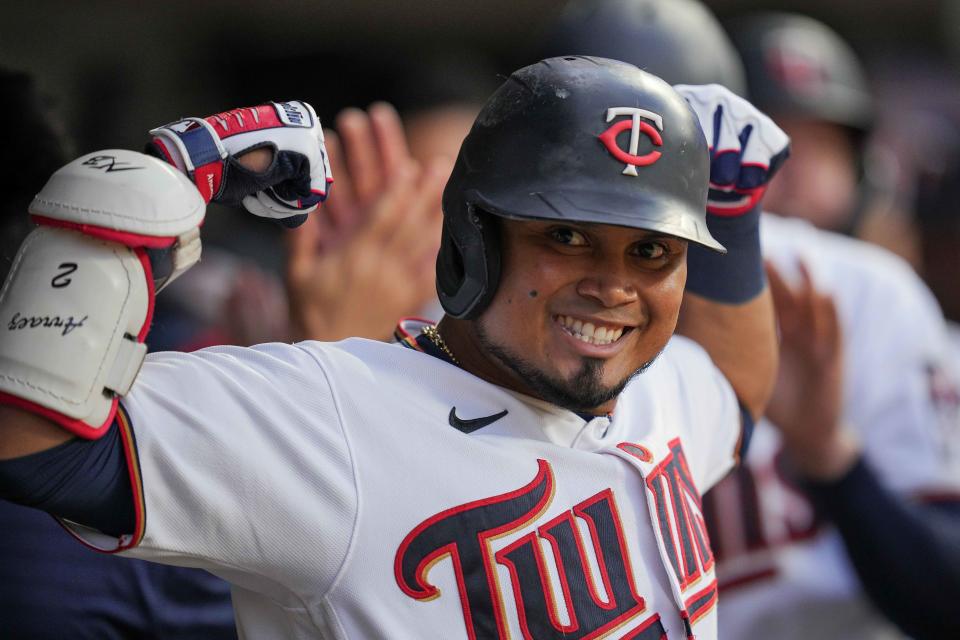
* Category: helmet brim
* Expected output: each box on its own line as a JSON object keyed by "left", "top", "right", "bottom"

{"left": 466, "top": 187, "right": 726, "bottom": 253}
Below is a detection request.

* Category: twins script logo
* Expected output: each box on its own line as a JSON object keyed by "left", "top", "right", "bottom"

{"left": 395, "top": 443, "right": 715, "bottom": 639}
{"left": 598, "top": 108, "right": 664, "bottom": 176}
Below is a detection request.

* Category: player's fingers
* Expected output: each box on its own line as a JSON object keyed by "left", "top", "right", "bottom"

{"left": 814, "top": 290, "right": 842, "bottom": 362}
{"left": 369, "top": 102, "right": 412, "bottom": 182}
{"left": 361, "top": 160, "right": 421, "bottom": 245}
{"left": 285, "top": 210, "right": 325, "bottom": 283}
{"left": 795, "top": 259, "right": 819, "bottom": 343}
{"left": 386, "top": 156, "right": 449, "bottom": 257}
{"left": 336, "top": 108, "right": 382, "bottom": 208}
{"left": 410, "top": 215, "right": 443, "bottom": 290}
{"left": 765, "top": 260, "right": 798, "bottom": 334}
{"left": 400, "top": 201, "right": 443, "bottom": 280}
{"left": 320, "top": 130, "right": 358, "bottom": 232}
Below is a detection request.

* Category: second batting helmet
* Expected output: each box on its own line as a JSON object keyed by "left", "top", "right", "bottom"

{"left": 436, "top": 56, "right": 721, "bottom": 319}
{"left": 729, "top": 12, "right": 873, "bottom": 135}
{"left": 540, "top": 0, "right": 747, "bottom": 95}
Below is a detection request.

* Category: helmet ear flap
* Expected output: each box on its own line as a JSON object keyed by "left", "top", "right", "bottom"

{"left": 436, "top": 204, "right": 500, "bottom": 319}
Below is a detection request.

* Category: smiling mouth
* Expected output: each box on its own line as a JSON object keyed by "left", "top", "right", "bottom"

{"left": 554, "top": 314, "right": 634, "bottom": 347}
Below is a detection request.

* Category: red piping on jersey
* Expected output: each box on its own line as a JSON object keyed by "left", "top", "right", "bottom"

{"left": 53, "top": 404, "right": 146, "bottom": 553}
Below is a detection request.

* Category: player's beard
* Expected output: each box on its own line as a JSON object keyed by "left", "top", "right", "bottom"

{"left": 475, "top": 322, "right": 657, "bottom": 413}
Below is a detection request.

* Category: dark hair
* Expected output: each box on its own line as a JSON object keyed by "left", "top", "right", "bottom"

{"left": 0, "top": 68, "right": 72, "bottom": 279}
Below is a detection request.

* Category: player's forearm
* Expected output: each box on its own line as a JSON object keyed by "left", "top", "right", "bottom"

{"left": 676, "top": 199, "right": 778, "bottom": 421}
{"left": 0, "top": 407, "right": 73, "bottom": 460}
{"left": 667, "top": 85, "right": 787, "bottom": 421}
{"left": 803, "top": 457, "right": 960, "bottom": 638}
{"left": 676, "top": 288, "right": 778, "bottom": 421}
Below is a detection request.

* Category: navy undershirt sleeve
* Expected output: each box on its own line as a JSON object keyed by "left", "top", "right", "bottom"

{"left": 802, "top": 457, "right": 960, "bottom": 638}
{"left": 685, "top": 205, "right": 766, "bottom": 303}
{"left": 0, "top": 420, "right": 135, "bottom": 537}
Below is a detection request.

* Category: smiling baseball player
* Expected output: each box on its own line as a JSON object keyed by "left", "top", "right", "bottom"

{"left": 0, "top": 58, "right": 787, "bottom": 638}
{"left": 541, "top": 2, "right": 960, "bottom": 638}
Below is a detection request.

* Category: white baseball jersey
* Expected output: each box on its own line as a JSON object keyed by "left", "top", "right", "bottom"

{"left": 706, "top": 214, "right": 960, "bottom": 640}
{"left": 62, "top": 331, "right": 741, "bottom": 639}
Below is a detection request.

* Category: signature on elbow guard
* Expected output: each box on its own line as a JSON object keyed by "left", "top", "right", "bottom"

{"left": 7, "top": 312, "right": 88, "bottom": 336}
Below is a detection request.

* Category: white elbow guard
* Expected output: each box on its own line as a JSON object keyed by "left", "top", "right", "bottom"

{"left": 0, "top": 150, "right": 205, "bottom": 438}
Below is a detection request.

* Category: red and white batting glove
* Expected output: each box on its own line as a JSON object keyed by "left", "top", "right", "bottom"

{"left": 673, "top": 84, "right": 790, "bottom": 216}
{"left": 148, "top": 101, "right": 333, "bottom": 228}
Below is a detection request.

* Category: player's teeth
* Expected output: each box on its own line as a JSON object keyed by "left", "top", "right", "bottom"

{"left": 582, "top": 322, "right": 595, "bottom": 338}
{"left": 556, "top": 315, "right": 628, "bottom": 345}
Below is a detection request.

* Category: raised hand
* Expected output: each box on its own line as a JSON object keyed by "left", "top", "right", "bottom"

{"left": 285, "top": 103, "right": 450, "bottom": 341}
{"left": 674, "top": 84, "right": 790, "bottom": 216}
{"left": 765, "top": 260, "right": 860, "bottom": 479}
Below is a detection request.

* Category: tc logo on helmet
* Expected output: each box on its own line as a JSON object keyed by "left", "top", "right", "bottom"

{"left": 598, "top": 107, "right": 664, "bottom": 176}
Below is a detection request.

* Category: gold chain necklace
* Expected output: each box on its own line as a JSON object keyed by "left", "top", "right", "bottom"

{"left": 422, "top": 325, "right": 460, "bottom": 366}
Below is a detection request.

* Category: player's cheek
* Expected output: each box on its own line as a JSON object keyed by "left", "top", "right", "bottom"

{"left": 634, "top": 265, "right": 686, "bottom": 356}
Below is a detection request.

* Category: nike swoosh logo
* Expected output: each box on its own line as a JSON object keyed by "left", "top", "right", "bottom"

{"left": 448, "top": 407, "right": 509, "bottom": 433}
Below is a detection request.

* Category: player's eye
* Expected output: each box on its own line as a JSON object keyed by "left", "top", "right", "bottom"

{"left": 549, "top": 227, "right": 589, "bottom": 246}
{"left": 632, "top": 241, "right": 669, "bottom": 260}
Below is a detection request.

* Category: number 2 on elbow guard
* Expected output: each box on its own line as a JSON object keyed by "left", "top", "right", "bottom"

{"left": 51, "top": 263, "right": 78, "bottom": 288}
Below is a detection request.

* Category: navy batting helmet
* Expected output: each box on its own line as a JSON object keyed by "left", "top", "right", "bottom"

{"left": 436, "top": 56, "right": 720, "bottom": 319}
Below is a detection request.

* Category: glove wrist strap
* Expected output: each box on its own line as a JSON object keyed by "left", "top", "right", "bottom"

{"left": 149, "top": 117, "right": 227, "bottom": 203}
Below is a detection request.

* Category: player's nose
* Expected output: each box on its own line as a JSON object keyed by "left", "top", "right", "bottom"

{"left": 575, "top": 261, "right": 639, "bottom": 308}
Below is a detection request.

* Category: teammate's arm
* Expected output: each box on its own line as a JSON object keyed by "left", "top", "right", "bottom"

{"left": 672, "top": 85, "right": 789, "bottom": 422}
{"left": 805, "top": 461, "right": 960, "bottom": 638}
{"left": 767, "top": 261, "right": 960, "bottom": 638}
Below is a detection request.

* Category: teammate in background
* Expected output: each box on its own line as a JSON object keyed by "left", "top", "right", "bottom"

{"left": 908, "top": 117, "right": 960, "bottom": 361}
{"left": 0, "top": 59, "right": 785, "bottom": 638}
{"left": 283, "top": 101, "right": 449, "bottom": 342}
{"left": 287, "top": 51, "right": 498, "bottom": 334}
{"left": 726, "top": 10, "right": 920, "bottom": 262}
{"left": 727, "top": 12, "right": 876, "bottom": 236}
{"left": 0, "top": 67, "right": 239, "bottom": 640}
{"left": 542, "top": 1, "right": 960, "bottom": 638}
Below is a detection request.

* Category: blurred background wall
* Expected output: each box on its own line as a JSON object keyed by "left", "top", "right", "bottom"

{"left": 3, "top": 0, "right": 958, "bottom": 150}
{"left": 3, "top": 0, "right": 958, "bottom": 272}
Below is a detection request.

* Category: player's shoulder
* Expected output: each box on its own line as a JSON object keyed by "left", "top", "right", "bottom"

{"left": 761, "top": 212, "right": 911, "bottom": 276}
{"left": 761, "top": 213, "right": 937, "bottom": 312}
{"left": 296, "top": 336, "right": 460, "bottom": 387}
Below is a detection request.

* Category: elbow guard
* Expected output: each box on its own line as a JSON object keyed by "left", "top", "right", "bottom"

{"left": 0, "top": 150, "right": 205, "bottom": 438}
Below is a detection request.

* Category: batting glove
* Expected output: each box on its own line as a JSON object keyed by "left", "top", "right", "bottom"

{"left": 673, "top": 84, "right": 790, "bottom": 216}
{"left": 148, "top": 101, "right": 333, "bottom": 228}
